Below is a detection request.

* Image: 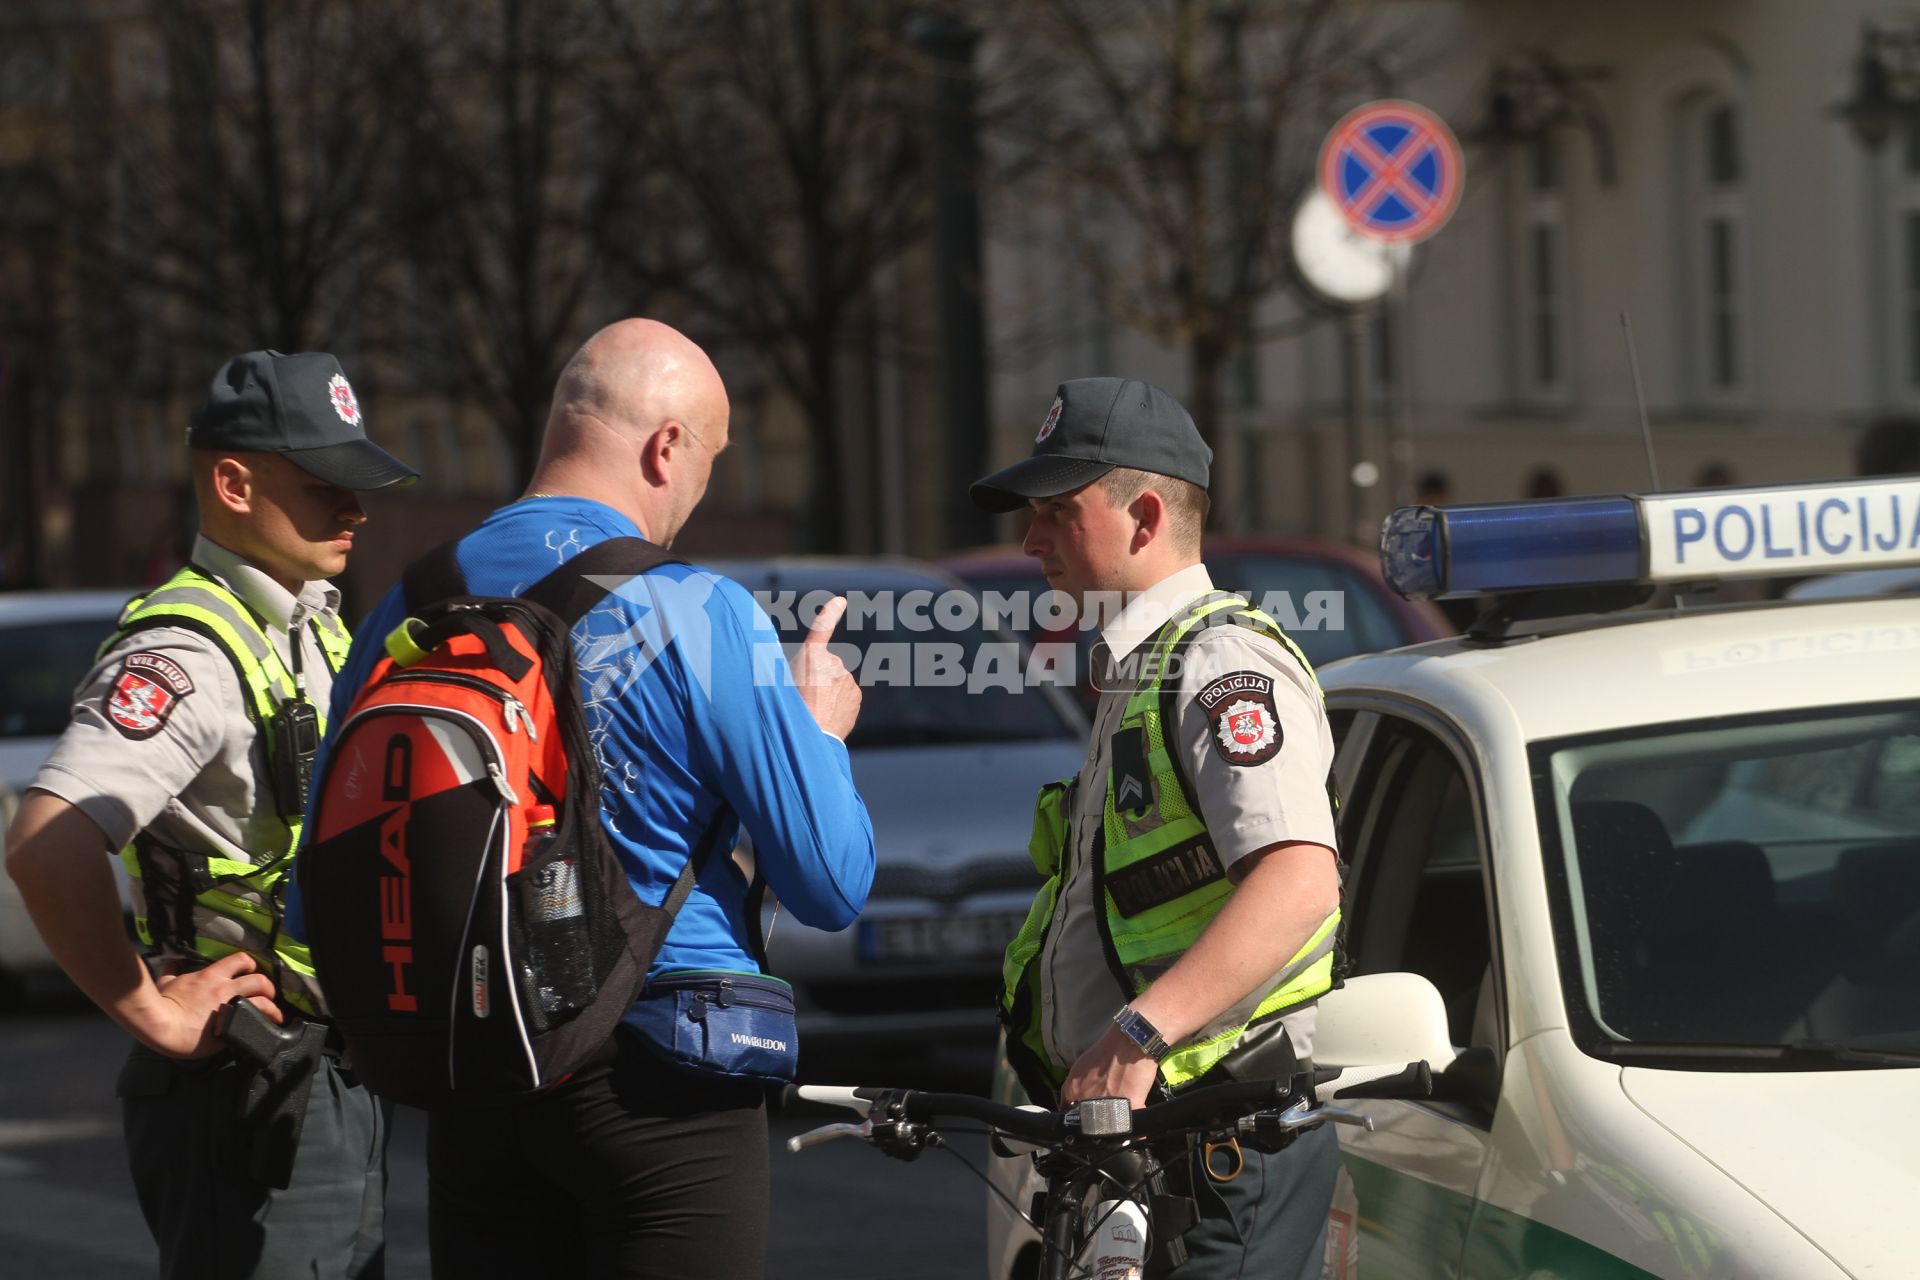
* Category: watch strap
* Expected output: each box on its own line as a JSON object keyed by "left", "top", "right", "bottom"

{"left": 1112, "top": 1005, "right": 1170, "bottom": 1061}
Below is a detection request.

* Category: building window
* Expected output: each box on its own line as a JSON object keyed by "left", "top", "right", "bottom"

{"left": 1515, "top": 135, "right": 1569, "bottom": 403}
{"left": 1679, "top": 96, "right": 1749, "bottom": 405}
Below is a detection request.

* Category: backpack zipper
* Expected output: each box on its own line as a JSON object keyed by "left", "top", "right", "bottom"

{"left": 382, "top": 668, "right": 537, "bottom": 739}
{"left": 333, "top": 703, "right": 522, "bottom": 805}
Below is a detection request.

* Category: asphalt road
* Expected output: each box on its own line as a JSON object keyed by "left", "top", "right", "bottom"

{"left": 0, "top": 982, "right": 999, "bottom": 1280}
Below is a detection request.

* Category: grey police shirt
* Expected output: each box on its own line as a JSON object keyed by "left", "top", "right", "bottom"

{"left": 30, "top": 536, "right": 345, "bottom": 960}
{"left": 1038, "top": 563, "right": 1339, "bottom": 1072}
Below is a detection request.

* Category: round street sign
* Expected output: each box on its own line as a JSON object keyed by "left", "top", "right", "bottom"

{"left": 1318, "top": 99, "right": 1464, "bottom": 244}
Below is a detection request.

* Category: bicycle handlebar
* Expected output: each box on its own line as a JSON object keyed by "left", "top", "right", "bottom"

{"left": 795, "top": 1085, "right": 1069, "bottom": 1144}
{"left": 1322, "top": 1060, "right": 1433, "bottom": 1100}
{"left": 790, "top": 1061, "right": 1431, "bottom": 1151}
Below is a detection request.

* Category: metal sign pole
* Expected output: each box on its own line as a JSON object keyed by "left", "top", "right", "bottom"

{"left": 1343, "top": 306, "right": 1373, "bottom": 545}
{"left": 1389, "top": 262, "right": 1414, "bottom": 509}
{"left": 1309, "top": 98, "right": 1462, "bottom": 538}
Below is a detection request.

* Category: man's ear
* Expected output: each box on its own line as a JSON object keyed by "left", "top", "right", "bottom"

{"left": 1131, "top": 487, "right": 1168, "bottom": 551}
{"left": 209, "top": 456, "right": 254, "bottom": 515}
{"left": 638, "top": 422, "right": 683, "bottom": 487}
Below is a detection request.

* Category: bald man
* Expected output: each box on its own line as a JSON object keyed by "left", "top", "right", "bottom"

{"left": 296, "top": 320, "right": 876, "bottom": 1280}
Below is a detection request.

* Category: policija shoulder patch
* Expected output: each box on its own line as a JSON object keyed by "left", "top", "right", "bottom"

{"left": 1196, "top": 671, "right": 1281, "bottom": 766}
{"left": 104, "top": 652, "right": 195, "bottom": 740}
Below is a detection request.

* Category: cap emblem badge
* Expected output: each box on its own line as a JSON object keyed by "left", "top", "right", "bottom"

{"left": 328, "top": 373, "right": 362, "bottom": 427}
{"left": 1036, "top": 396, "right": 1063, "bottom": 443}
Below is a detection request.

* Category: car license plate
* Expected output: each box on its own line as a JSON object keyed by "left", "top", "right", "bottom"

{"left": 859, "top": 913, "right": 1027, "bottom": 963}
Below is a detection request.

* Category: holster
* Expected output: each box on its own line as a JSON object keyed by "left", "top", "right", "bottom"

{"left": 221, "top": 1005, "right": 328, "bottom": 1190}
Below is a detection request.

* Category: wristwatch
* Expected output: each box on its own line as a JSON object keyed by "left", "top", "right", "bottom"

{"left": 1111, "top": 1005, "right": 1171, "bottom": 1061}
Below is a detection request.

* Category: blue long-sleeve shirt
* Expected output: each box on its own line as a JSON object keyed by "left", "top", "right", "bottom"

{"left": 290, "top": 496, "right": 874, "bottom": 982}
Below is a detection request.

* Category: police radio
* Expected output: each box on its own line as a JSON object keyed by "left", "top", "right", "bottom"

{"left": 269, "top": 634, "right": 323, "bottom": 820}
{"left": 269, "top": 699, "right": 321, "bottom": 819}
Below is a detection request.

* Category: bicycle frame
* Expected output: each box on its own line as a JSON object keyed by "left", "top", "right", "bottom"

{"left": 1036, "top": 1148, "right": 1158, "bottom": 1280}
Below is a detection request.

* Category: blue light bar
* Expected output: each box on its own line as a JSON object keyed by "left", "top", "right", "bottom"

{"left": 1380, "top": 476, "right": 1920, "bottom": 600}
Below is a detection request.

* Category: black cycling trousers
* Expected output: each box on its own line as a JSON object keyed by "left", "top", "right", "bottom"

{"left": 426, "top": 1027, "right": 769, "bottom": 1280}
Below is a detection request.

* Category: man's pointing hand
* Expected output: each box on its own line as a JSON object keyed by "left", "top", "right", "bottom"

{"left": 794, "top": 596, "right": 861, "bottom": 740}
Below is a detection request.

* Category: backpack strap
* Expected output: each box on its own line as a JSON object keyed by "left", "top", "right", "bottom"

{"left": 742, "top": 872, "right": 772, "bottom": 969}
{"left": 519, "top": 536, "right": 680, "bottom": 625}
{"left": 661, "top": 808, "right": 730, "bottom": 923}
{"left": 402, "top": 539, "right": 468, "bottom": 613}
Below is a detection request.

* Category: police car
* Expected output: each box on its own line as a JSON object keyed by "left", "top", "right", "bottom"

{"left": 986, "top": 477, "right": 1920, "bottom": 1280}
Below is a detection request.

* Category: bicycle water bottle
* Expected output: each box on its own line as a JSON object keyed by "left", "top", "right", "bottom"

{"left": 1076, "top": 1199, "right": 1149, "bottom": 1280}
{"left": 518, "top": 805, "right": 599, "bottom": 1018}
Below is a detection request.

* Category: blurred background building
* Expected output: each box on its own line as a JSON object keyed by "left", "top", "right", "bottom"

{"left": 0, "top": 0, "right": 1905, "bottom": 608}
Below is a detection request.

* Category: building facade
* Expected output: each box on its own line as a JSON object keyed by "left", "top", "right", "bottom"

{"left": 983, "top": 0, "right": 1898, "bottom": 544}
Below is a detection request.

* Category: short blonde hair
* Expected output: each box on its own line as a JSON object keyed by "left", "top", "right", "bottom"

{"left": 1099, "top": 467, "right": 1208, "bottom": 552}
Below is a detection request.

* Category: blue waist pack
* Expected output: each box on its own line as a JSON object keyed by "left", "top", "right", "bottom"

{"left": 622, "top": 970, "right": 799, "bottom": 1083}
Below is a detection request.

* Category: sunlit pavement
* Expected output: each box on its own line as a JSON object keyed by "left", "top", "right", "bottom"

{"left": 0, "top": 987, "right": 993, "bottom": 1279}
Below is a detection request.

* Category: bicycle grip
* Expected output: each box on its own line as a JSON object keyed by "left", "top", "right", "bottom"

{"left": 1328, "top": 1061, "right": 1433, "bottom": 1100}
{"left": 792, "top": 1084, "right": 874, "bottom": 1115}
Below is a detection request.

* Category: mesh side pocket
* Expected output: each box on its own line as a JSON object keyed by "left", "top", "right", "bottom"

{"left": 510, "top": 832, "right": 600, "bottom": 1025}
{"left": 570, "top": 818, "right": 635, "bottom": 993}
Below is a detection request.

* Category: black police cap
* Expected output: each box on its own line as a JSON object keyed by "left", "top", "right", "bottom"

{"left": 189, "top": 350, "right": 418, "bottom": 491}
{"left": 970, "top": 378, "right": 1212, "bottom": 513}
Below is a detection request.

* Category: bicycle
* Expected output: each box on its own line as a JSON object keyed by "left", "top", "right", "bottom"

{"left": 786, "top": 1061, "right": 1433, "bottom": 1280}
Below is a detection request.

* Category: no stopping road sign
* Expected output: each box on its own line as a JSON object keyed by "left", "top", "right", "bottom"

{"left": 1319, "top": 99, "right": 1464, "bottom": 244}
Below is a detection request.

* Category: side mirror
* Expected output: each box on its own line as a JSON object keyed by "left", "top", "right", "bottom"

{"left": 1314, "top": 972, "right": 1458, "bottom": 1072}
{"left": 1432, "top": 1044, "right": 1501, "bottom": 1113}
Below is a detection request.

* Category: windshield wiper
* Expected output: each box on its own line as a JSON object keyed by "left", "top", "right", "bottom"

{"left": 1600, "top": 1040, "right": 1920, "bottom": 1068}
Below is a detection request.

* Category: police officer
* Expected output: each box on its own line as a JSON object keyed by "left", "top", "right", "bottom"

{"left": 3, "top": 350, "right": 417, "bottom": 1279}
{"left": 975, "top": 378, "right": 1344, "bottom": 1280}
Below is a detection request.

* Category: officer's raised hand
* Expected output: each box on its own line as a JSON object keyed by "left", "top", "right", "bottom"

{"left": 140, "top": 950, "right": 282, "bottom": 1060}
{"left": 793, "top": 595, "right": 861, "bottom": 740}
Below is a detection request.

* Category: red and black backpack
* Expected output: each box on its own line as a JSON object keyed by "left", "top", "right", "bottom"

{"left": 300, "top": 536, "right": 724, "bottom": 1108}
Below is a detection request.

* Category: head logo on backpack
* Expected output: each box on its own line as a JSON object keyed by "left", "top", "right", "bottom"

{"left": 301, "top": 536, "right": 724, "bottom": 1107}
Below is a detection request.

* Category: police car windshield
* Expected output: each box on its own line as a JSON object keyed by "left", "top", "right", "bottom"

{"left": 0, "top": 617, "right": 118, "bottom": 738}
{"left": 1533, "top": 701, "right": 1920, "bottom": 1066}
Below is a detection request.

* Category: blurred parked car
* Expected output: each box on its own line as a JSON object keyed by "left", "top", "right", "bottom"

{"left": 941, "top": 537, "right": 1453, "bottom": 704}
{"left": 704, "top": 558, "right": 1087, "bottom": 1048}
{"left": 0, "top": 590, "right": 138, "bottom": 1000}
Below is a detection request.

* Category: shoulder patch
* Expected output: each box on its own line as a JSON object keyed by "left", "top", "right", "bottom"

{"left": 104, "top": 651, "right": 196, "bottom": 740}
{"left": 1196, "top": 670, "right": 1281, "bottom": 766}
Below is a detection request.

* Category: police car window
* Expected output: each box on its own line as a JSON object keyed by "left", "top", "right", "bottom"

{"left": 0, "top": 618, "right": 118, "bottom": 738}
{"left": 1328, "top": 709, "right": 1356, "bottom": 750}
{"left": 1535, "top": 701, "right": 1920, "bottom": 1061}
{"left": 1345, "top": 718, "right": 1493, "bottom": 1050}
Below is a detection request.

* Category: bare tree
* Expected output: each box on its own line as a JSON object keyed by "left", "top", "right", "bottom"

{"left": 42, "top": 0, "right": 415, "bottom": 381}
{"left": 977, "top": 0, "right": 1393, "bottom": 450}
{"left": 386, "top": 0, "right": 651, "bottom": 485}
{"left": 597, "top": 0, "right": 940, "bottom": 550}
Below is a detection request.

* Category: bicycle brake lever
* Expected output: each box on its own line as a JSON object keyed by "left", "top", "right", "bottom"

{"left": 1310, "top": 1104, "right": 1375, "bottom": 1132}
{"left": 786, "top": 1120, "right": 873, "bottom": 1153}
{"left": 1239, "top": 1098, "right": 1376, "bottom": 1148}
